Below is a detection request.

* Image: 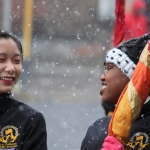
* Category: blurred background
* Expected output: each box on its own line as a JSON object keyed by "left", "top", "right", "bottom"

{"left": 0, "top": 0, "right": 142, "bottom": 149}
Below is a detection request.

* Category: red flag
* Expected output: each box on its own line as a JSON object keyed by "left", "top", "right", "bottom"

{"left": 113, "top": 0, "right": 125, "bottom": 46}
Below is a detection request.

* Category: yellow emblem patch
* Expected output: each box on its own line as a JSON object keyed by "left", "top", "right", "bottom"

{"left": 0, "top": 125, "right": 19, "bottom": 149}
{"left": 125, "top": 132, "right": 149, "bottom": 150}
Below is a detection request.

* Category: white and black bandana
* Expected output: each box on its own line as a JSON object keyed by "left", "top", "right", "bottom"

{"left": 106, "top": 48, "right": 136, "bottom": 79}
{"left": 105, "top": 34, "right": 150, "bottom": 79}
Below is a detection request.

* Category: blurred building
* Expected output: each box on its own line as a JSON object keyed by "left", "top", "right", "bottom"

{"left": 0, "top": 0, "right": 112, "bottom": 39}
{"left": 0, "top": 0, "right": 134, "bottom": 40}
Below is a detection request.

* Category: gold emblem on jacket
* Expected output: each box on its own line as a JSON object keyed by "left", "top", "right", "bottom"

{"left": 125, "top": 132, "right": 149, "bottom": 150}
{"left": 0, "top": 125, "right": 19, "bottom": 149}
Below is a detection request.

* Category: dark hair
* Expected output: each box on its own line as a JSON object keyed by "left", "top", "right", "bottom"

{"left": 0, "top": 30, "right": 23, "bottom": 60}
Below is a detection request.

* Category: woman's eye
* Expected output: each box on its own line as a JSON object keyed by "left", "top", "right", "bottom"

{"left": 14, "top": 60, "right": 21, "bottom": 63}
{"left": 106, "top": 66, "right": 111, "bottom": 70}
{"left": 0, "top": 58, "right": 5, "bottom": 61}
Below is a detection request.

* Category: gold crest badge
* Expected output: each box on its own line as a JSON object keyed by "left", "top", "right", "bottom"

{"left": 0, "top": 125, "right": 19, "bottom": 149}
{"left": 125, "top": 132, "right": 149, "bottom": 150}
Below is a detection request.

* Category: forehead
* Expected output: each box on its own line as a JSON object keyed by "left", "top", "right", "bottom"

{"left": 0, "top": 37, "right": 15, "bottom": 44}
{"left": 0, "top": 38, "right": 21, "bottom": 57}
{"left": 0, "top": 38, "right": 19, "bottom": 50}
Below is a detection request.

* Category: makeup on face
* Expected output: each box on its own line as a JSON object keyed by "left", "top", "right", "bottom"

{"left": 0, "top": 38, "right": 22, "bottom": 93}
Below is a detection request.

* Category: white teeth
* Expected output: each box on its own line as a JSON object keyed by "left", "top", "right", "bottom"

{"left": 102, "top": 85, "right": 107, "bottom": 89}
{"left": 1, "top": 78, "right": 13, "bottom": 81}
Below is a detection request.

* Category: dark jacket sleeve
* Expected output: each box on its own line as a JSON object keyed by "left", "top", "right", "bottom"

{"left": 22, "top": 112, "right": 47, "bottom": 150}
{"left": 81, "top": 116, "right": 111, "bottom": 150}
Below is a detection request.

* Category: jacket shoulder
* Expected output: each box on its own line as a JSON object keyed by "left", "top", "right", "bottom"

{"left": 81, "top": 116, "right": 111, "bottom": 150}
{"left": 9, "top": 98, "right": 41, "bottom": 118}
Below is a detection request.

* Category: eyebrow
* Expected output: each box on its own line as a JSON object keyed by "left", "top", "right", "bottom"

{"left": 0, "top": 53, "right": 22, "bottom": 57}
{"left": 14, "top": 54, "right": 22, "bottom": 57}
{"left": 104, "top": 62, "right": 114, "bottom": 66}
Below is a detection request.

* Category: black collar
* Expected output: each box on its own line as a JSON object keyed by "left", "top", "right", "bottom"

{"left": 0, "top": 92, "right": 12, "bottom": 113}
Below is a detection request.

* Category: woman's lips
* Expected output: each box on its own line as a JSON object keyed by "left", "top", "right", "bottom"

{"left": 0, "top": 77, "right": 14, "bottom": 85}
{"left": 100, "top": 85, "right": 107, "bottom": 95}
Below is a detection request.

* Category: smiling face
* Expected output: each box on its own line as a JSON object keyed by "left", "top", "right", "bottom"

{"left": 100, "top": 62, "right": 130, "bottom": 104}
{"left": 0, "top": 38, "right": 22, "bottom": 93}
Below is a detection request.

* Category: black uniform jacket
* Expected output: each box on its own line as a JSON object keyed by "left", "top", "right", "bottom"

{"left": 81, "top": 100, "right": 150, "bottom": 150}
{"left": 0, "top": 93, "right": 47, "bottom": 150}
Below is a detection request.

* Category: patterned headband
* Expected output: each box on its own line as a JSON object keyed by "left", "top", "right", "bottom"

{"left": 105, "top": 48, "right": 136, "bottom": 79}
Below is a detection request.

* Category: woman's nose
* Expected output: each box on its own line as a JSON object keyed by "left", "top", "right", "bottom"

{"left": 5, "top": 62, "right": 15, "bottom": 73}
{"left": 100, "top": 73, "right": 105, "bottom": 81}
